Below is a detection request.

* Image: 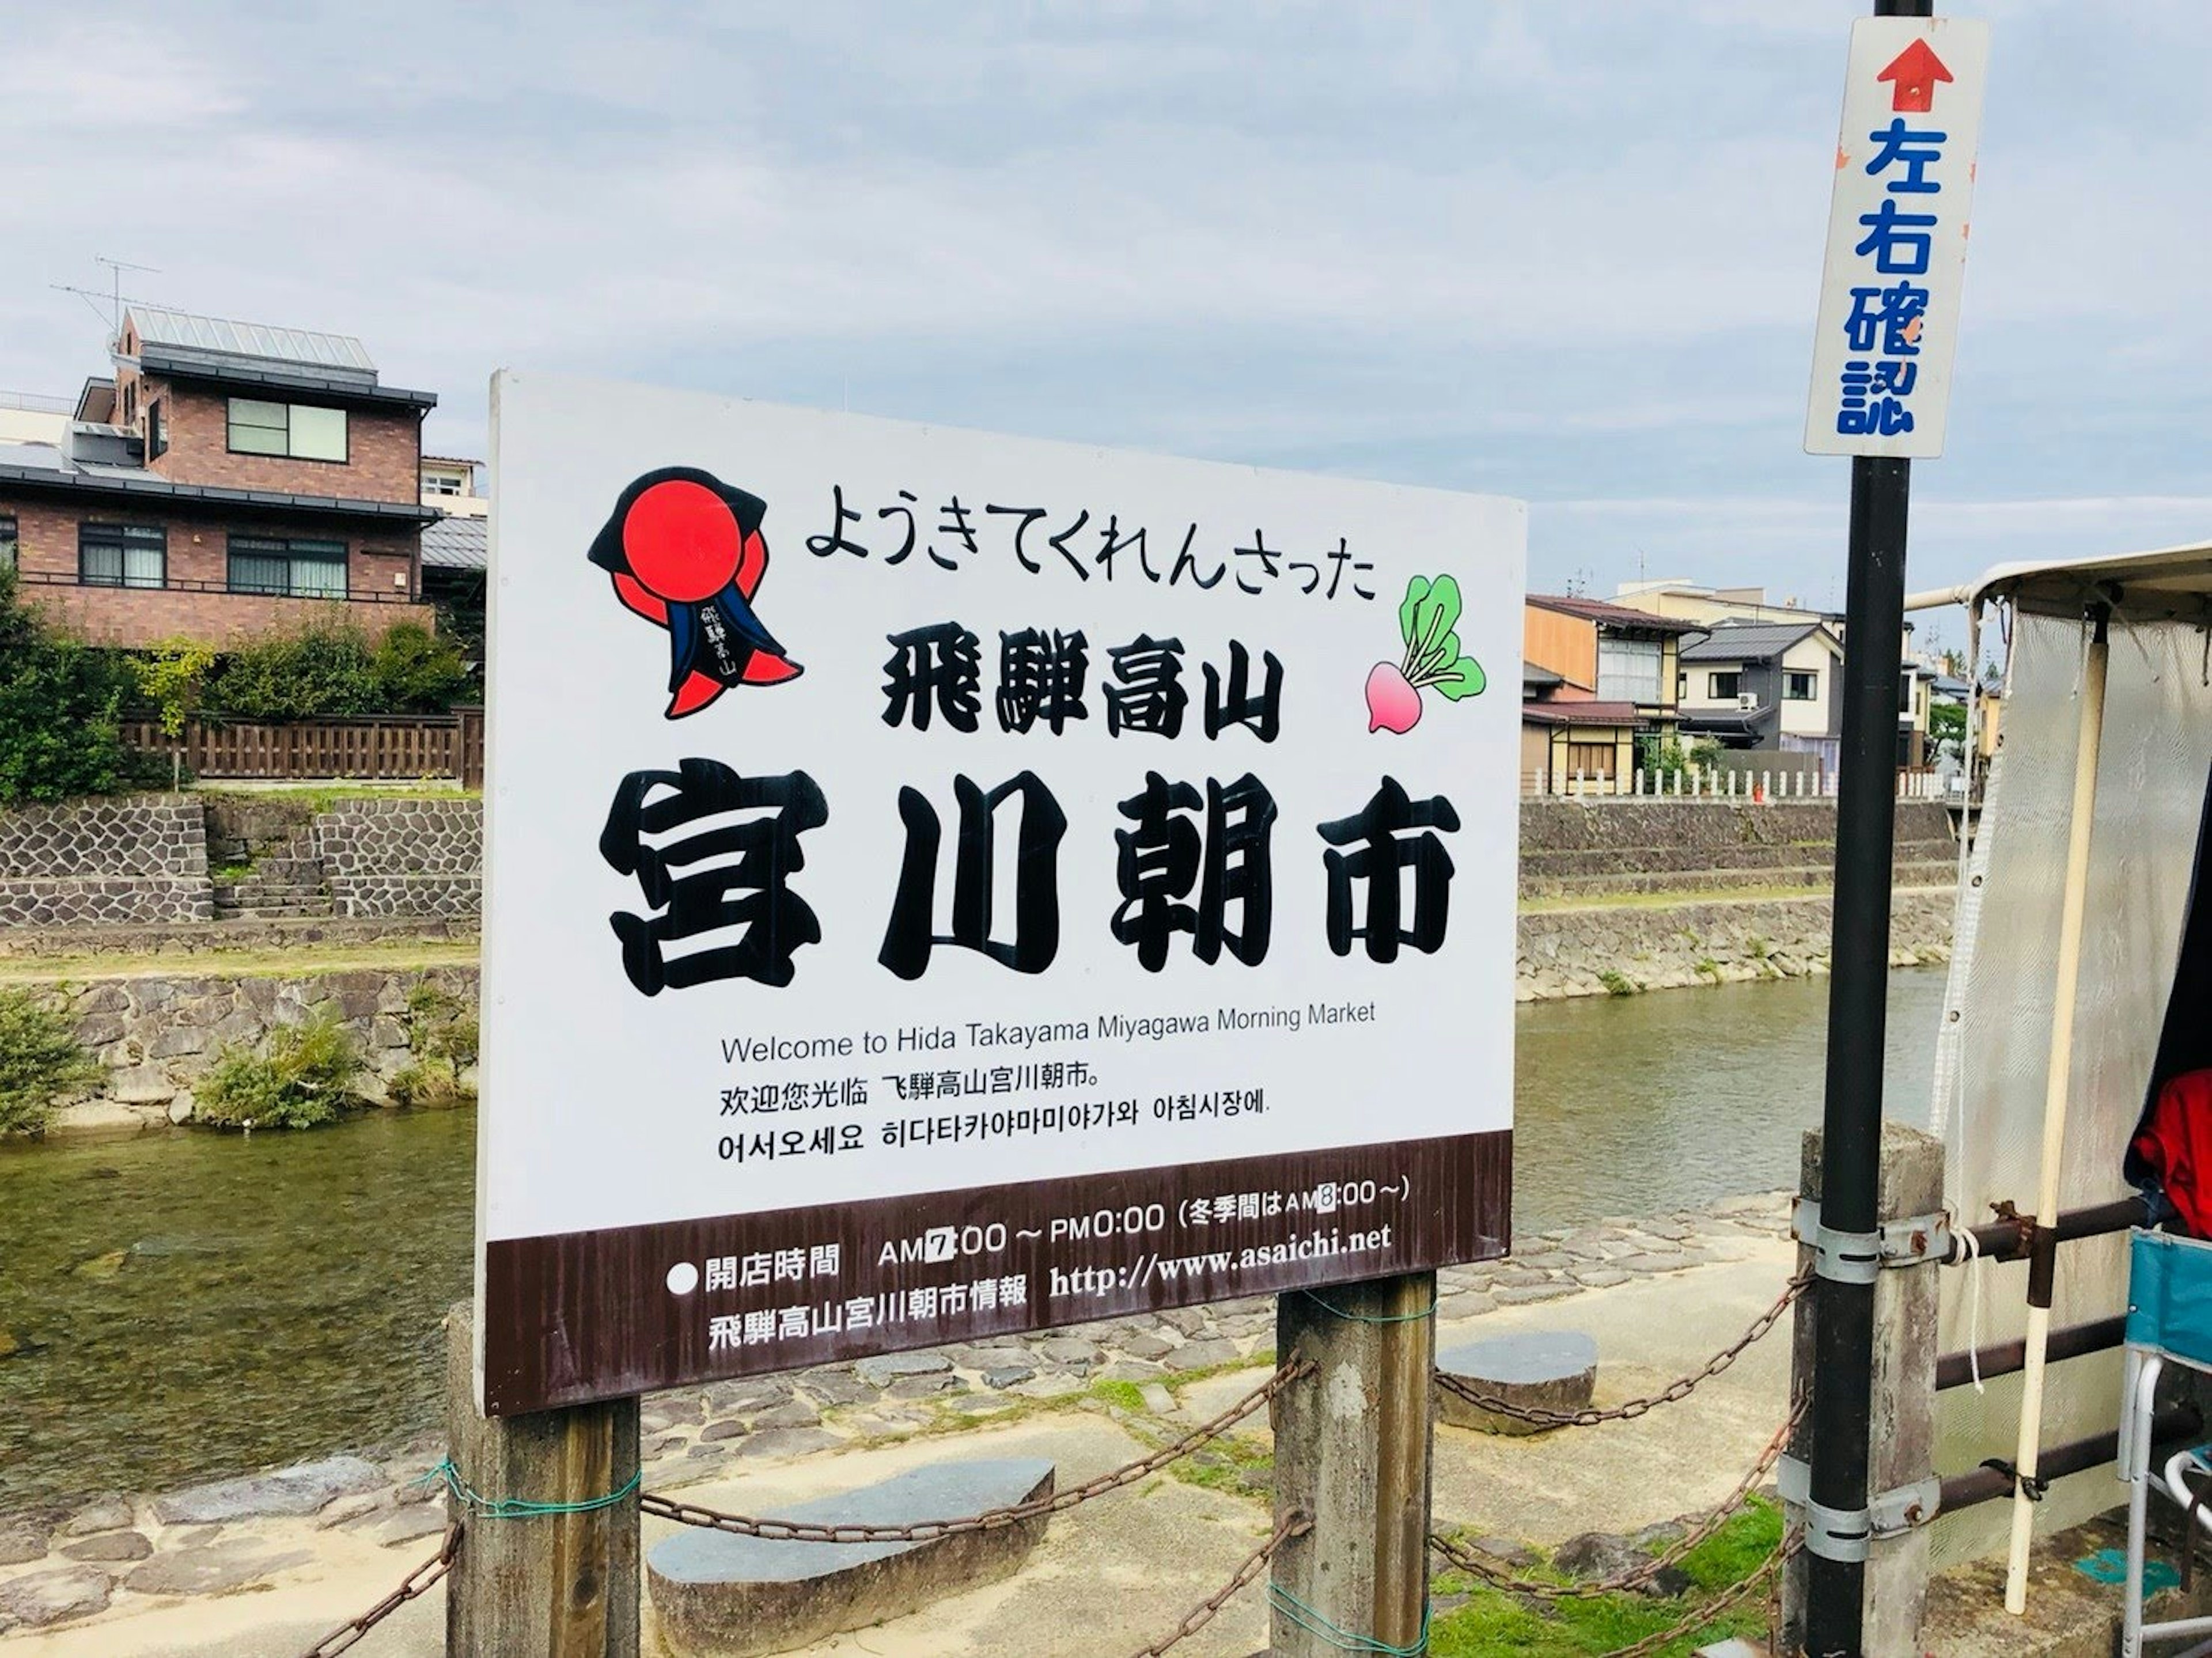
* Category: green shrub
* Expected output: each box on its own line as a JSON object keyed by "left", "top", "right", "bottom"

{"left": 205, "top": 615, "right": 470, "bottom": 720}
{"left": 207, "top": 614, "right": 380, "bottom": 720}
{"left": 195, "top": 1012, "right": 365, "bottom": 1130}
{"left": 388, "top": 980, "right": 478, "bottom": 1107}
{"left": 1597, "top": 970, "right": 1641, "bottom": 997}
{"left": 0, "top": 570, "right": 143, "bottom": 804}
{"left": 369, "top": 623, "right": 470, "bottom": 713}
{"left": 0, "top": 989, "right": 101, "bottom": 1137}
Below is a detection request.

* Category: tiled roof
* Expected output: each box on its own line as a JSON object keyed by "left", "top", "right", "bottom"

{"left": 1527, "top": 593, "right": 1702, "bottom": 634}
{"left": 1679, "top": 621, "right": 1830, "bottom": 663}
{"left": 421, "top": 513, "right": 488, "bottom": 571}
{"left": 1521, "top": 699, "right": 1644, "bottom": 727}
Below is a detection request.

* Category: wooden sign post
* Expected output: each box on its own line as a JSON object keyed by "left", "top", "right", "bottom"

{"left": 446, "top": 1302, "right": 641, "bottom": 1658}
{"left": 1271, "top": 1272, "right": 1437, "bottom": 1657}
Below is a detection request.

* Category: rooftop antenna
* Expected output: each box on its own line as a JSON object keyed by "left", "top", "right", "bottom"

{"left": 50, "top": 257, "right": 161, "bottom": 347}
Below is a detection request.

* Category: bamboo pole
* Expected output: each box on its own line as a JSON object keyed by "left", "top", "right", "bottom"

{"left": 2004, "top": 603, "right": 2111, "bottom": 1614}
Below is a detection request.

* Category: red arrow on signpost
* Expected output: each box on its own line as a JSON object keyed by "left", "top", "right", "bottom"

{"left": 1877, "top": 39, "right": 1953, "bottom": 113}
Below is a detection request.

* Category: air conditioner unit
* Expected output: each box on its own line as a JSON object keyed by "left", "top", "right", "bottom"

{"left": 1738, "top": 693, "right": 1759, "bottom": 711}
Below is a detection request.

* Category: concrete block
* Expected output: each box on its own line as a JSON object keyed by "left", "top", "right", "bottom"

{"left": 1436, "top": 1330, "right": 1597, "bottom": 1436}
{"left": 648, "top": 1458, "right": 1054, "bottom": 1657}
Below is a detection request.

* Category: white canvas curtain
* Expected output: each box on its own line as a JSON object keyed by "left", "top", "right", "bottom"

{"left": 1929, "top": 605, "right": 2212, "bottom": 1567}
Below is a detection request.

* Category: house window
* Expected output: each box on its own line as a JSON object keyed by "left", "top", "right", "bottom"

{"left": 1785, "top": 670, "right": 1818, "bottom": 701}
{"left": 228, "top": 399, "right": 348, "bottom": 462}
{"left": 1567, "top": 741, "right": 1615, "bottom": 778}
{"left": 423, "top": 472, "right": 463, "bottom": 496}
{"left": 1597, "top": 636, "right": 1663, "bottom": 704}
{"left": 146, "top": 399, "right": 166, "bottom": 459}
{"left": 0, "top": 515, "right": 15, "bottom": 574}
{"left": 228, "top": 535, "right": 348, "bottom": 599}
{"left": 79, "top": 523, "right": 165, "bottom": 589}
{"left": 1707, "top": 670, "right": 1741, "bottom": 700}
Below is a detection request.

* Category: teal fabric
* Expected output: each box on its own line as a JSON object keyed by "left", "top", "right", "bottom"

{"left": 2127, "top": 1229, "right": 2212, "bottom": 1368}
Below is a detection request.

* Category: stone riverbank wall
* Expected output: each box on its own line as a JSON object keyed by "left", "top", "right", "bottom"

{"left": 48, "top": 965, "right": 479, "bottom": 1129}
{"left": 0, "top": 796, "right": 211, "bottom": 927}
{"left": 1517, "top": 796, "right": 1958, "bottom": 898}
{"left": 1517, "top": 886, "right": 1953, "bottom": 1001}
{"left": 38, "top": 879, "right": 1957, "bottom": 1126}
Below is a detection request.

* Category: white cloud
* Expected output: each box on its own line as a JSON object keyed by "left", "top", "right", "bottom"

{"left": 0, "top": 0, "right": 2199, "bottom": 619}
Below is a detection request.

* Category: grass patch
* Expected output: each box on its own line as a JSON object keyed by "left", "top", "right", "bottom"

{"left": 1597, "top": 970, "right": 1640, "bottom": 997}
{"left": 0, "top": 940, "right": 480, "bottom": 988}
{"left": 1429, "top": 1500, "right": 1783, "bottom": 1657}
{"left": 1518, "top": 885, "right": 1831, "bottom": 914}
{"left": 195, "top": 1011, "right": 367, "bottom": 1130}
{"left": 1693, "top": 958, "right": 1722, "bottom": 982}
{"left": 387, "top": 981, "right": 478, "bottom": 1109}
{"left": 1088, "top": 1379, "right": 1147, "bottom": 1413}
{"left": 199, "top": 782, "right": 476, "bottom": 810}
{"left": 1164, "top": 1430, "right": 1272, "bottom": 1496}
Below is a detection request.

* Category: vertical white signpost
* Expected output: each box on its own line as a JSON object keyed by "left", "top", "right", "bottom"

{"left": 1805, "top": 16, "right": 1990, "bottom": 459}
{"left": 1797, "top": 12, "right": 1991, "bottom": 1656}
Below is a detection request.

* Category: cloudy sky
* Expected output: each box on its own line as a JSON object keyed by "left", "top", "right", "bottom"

{"left": 6, "top": 1, "right": 2206, "bottom": 639}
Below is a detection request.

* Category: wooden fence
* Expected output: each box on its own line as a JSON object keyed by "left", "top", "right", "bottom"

{"left": 122, "top": 711, "right": 484, "bottom": 788}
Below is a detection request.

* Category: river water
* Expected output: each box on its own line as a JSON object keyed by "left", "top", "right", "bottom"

{"left": 0, "top": 969, "right": 1946, "bottom": 1513}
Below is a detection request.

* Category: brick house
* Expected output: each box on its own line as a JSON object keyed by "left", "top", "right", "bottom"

{"left": 0, "top": 308, "right": 439, "bottom": 647}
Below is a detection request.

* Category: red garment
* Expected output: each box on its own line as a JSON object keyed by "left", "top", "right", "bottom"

{"left": 2133, "top": 1069, "right": 2212, "bottom": 1238}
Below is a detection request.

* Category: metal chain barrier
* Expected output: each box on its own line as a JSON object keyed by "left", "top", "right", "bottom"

{"left": 1434, "top": 1269, "right": 1810, "bottom": 1428}
{"left": 1429, "top": 1402, "right": 1804, "bottom": 1603}
{"left": 1129, "top": 1511, "right": 1311, "bottom": 1657}
{"left": 290, "top": 1522, "right": 460, "bottom": 1658}
{"left": 642, "top": 1359, "right": 1311, "bottom": 1543}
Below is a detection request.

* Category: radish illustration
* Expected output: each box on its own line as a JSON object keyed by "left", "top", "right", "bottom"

{"left": 1366, "top": 574, "right": 1487, "bottom": 735}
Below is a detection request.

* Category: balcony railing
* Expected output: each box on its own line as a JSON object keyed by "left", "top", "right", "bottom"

{"left": 11, "top": 568, "right": 424, "bottom": 604}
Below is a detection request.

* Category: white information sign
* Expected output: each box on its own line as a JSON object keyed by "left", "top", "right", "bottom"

{"left": 1805, "top": 16, "right": 1990, "bottom": 459}
{"left": 476, "top": 373, "right": 1522, "bottom": 1412}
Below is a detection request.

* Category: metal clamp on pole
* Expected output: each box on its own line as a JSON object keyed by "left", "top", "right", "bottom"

{"left": 1779, "top": 1455, "right": 1944, "bottom": 1560}
{"left": 1794, "top": 1198, "right": 1954, "bottom": 1283}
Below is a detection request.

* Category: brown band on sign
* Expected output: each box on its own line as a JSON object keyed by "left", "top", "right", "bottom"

{"left": 479, "top": 1130, "right": 1508, "bottom": 1414}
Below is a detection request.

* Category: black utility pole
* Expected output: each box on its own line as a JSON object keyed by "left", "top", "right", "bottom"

{"left": 1804, "top": 7, "right": 1929, "bottom": 1656}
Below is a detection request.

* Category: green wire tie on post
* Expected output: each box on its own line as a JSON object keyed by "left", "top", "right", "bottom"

{"left": 1265, "top": 1584, "right": 1432, "bottom": 1655}
{"left": 1297, "top": 1289, "right": 1438, "bottom": 1326}
{"left": 418, "top": 1457, "right": 641, "bottom": 1520}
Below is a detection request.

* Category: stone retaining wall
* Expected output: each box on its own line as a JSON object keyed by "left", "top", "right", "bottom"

{"left": 1518, "top": 886, "right": 1954, "bottom": 1000}
{"left": 35, "top": 882, "right": 1957, "bottom": 1126}
{"left": 317, "top": 798, "right": 481, "bottom": 919}
{"left": 50, "top": 965, "right": 480, "bottom": 1127}
{"left": 0, "top": 795, "right": 211, "bottom": 926}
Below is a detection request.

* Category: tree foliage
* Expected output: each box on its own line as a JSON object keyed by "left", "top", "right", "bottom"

{"left": 132, "top": 637, "right": 218, "bottom": 737}
{"left": 0, "top": 570, "right": 141, "bottom": 805}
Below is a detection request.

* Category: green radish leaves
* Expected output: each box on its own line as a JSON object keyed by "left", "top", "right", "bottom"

{"left": 1396, "top": 574, "right": 1484, "bottom": 698}
{"left": 1430, "top": 657, "right": 1487, "bottom": 700}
